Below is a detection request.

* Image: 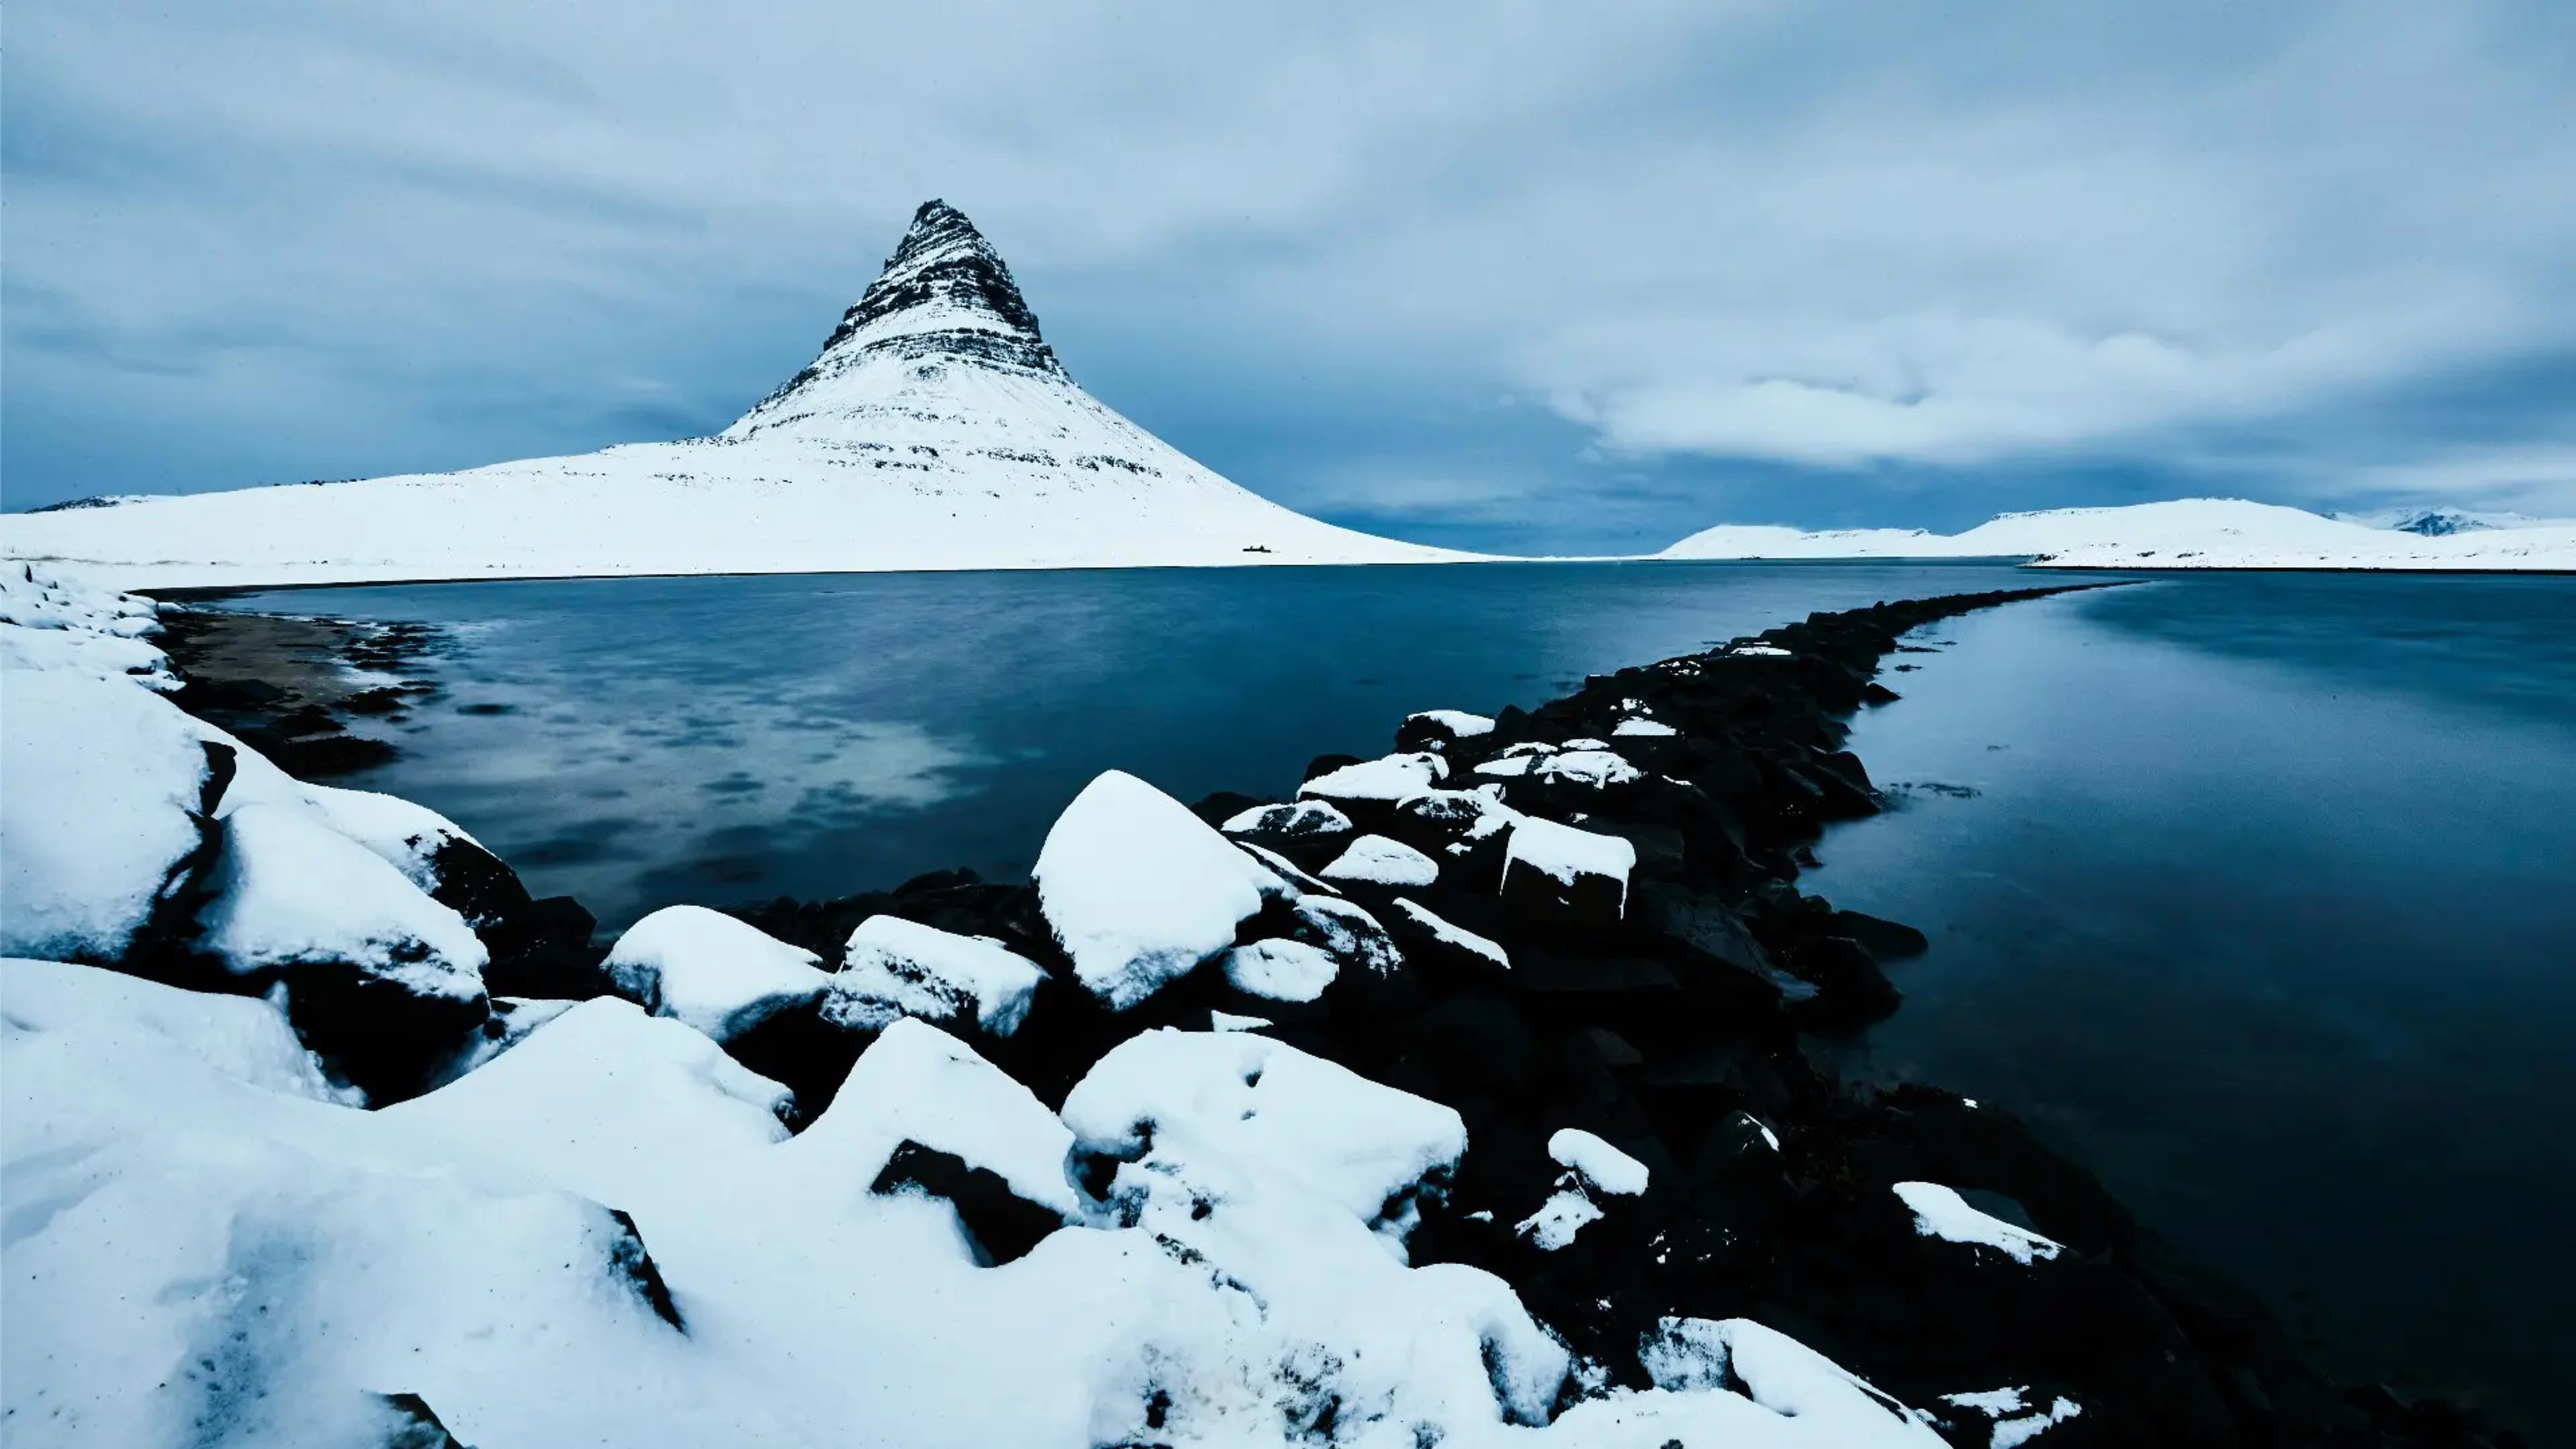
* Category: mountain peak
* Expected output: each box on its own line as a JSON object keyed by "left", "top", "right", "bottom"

{"left": 749, "top": 201, "right": 1063, "bottom": 424}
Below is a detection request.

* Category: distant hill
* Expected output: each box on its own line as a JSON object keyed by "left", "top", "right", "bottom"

{"left": 1660, "top": 498, "right": 2575, "bottom": 572}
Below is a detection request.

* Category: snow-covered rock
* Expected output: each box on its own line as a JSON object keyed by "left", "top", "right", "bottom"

{"left": 1550, "top": 1128, "right": 1651, "bottom": 1198}
{"left": 1397, "top": 708, "right": 1497, "bottom": 751}
{"left": 201, "top": 802, "right": 487, "bottom": 1001}
{"left": 1298, "top": 751, "right": 1448, "bottom": 807}
{"left": 1387, "top": 898, "right": 1511, "bottom": 972}
{"left": 1219, "top": 937, "right": 1344, "bottom": 1003}
{"left": 1635, "top": 1318, "right": 1947, "bottom": 1445}
{"left": 777, "top": 1018, "right": 1076, "bottom": 1265}
{"left": 1893, "top": 1181, "right": 2065, "bottom": 1265}
{"left": 0, "top": 669, "right": 211, "bottom": 961}
{"left": 2, "top": 203, "right": 1474, "bottom": 591}
{"left": 1611, "top": 716, "right": 1679, "bottom": 738}
{"left": 828, "top": 913, "right": 1044, "bottom": 1036}
{"left": 1319, "top": 833, "right": 1442, "bottom": 889}
{"left": 1517, "top": 1130, "right": 1650, "bottom": 1251}
{"left": 1034, "top": 769, "right": 1286, "bottom": 1011}
{"left": 1219, "top": 797, "right": 1355, "bottom": 843}
{"left": 1289, "top": 892, "right": 1405, "bottom": 977}
{"left": 1065, "top": 1028, "right": 1466, "bottom": 1246}
{"left": 1501, "top": 815, "right": 1638, "bottom": 920}
{"left": 602, "top": 906, "right": 829, "bottom": 1042}
{"left": 1533, "top": 747, "right": 1643, "bottom": 789}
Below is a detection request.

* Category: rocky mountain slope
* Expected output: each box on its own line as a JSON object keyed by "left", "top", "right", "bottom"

{"left": 2, "top": 203, "right": 1468, "bottom": 590}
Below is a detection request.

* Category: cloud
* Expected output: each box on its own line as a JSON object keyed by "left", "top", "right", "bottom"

{"left": 4, "top": 0, "right": 2572, "bottom": 533}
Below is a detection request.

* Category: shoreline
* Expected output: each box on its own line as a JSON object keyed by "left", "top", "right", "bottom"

{"left": 146, "top": 578, "right": 2513, "bottom": 1446}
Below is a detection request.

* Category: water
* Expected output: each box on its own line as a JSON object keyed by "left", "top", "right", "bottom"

{"left": 1806, "top": 574, "right": 2576, "bottom": 1442}
{"left": 200, "top": 560, "right": 2038, "bottom": 927}
{"left": 200, "top": 562, "right": 2576, "bottom": 1438}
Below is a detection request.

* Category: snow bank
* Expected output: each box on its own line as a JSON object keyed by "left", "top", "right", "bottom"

{"left": 1, "top": 956, "right": 354, "bottom": 1105}
{"left": 1320, "top": 833, "right": 1442, "bottom": 888}
{"left": 1893, "top": 1181, "right": 2065, "bottom": 1265}
{"left": 0, "top": 562, "right": 173, "bottom": 686}
{"left": 0, "top": 670, "right": 209, "bottom": 961}
{"left": 1034, "top": 769, "right": 1285, "bottom": 1010}
{"left": 830, "top": 913, "right": 1045, "bottom": 1036}
{"left": 603, "top": 906, "right": 829, "bottom": 1042}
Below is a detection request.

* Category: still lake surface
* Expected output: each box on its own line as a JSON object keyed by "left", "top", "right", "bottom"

{"left": 203, "top": 562, "right": 2576, "bottom": 1440}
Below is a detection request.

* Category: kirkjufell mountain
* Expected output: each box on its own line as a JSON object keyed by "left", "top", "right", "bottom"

{"left": 5, "top": 201, "right": 1468, "bottom": 588}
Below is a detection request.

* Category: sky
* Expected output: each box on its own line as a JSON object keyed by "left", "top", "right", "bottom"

{"left": 6, "top": 1, "right": 2573, "bottom": 554}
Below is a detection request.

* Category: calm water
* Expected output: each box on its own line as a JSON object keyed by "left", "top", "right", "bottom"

{"left": 204, "top": 563, "right": 2576, "bottom": 1439}
{"left": 203, "top": 561, "right": 2041, "bottom": 926}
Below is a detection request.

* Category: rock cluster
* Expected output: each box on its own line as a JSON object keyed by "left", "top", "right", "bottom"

{"left": 2, "top": 562, "right": 2514, "bottom": 1447}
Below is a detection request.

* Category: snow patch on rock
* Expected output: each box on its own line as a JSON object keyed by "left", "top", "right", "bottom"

{"left": 1894, "top": 1181, "right": 2065, "bottom": 1265}
{"left": 830, "top": 913, "right": 1044, "bottom": 1036}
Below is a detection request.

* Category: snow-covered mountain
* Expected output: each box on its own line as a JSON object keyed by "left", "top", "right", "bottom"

{"left": 2331, "top": 506, "right": 2563, "bottom": 537}
{"left": 1661, "top": 498, "right": 2576, "bottom": 571}
{"left": 3, "top": 201, "right": 1472, "bottom": 590}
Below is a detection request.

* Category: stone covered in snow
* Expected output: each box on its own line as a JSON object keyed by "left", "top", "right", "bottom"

{"left": 1387, "top": 898, "right": 1511, "bottom": 973}
{"left": 1551, "top": 1128, "right": 1650, "bottom": 1197}
{"left": 1063, "top": 1028, "right": 1466, "bottom": 1244}
{"left": 1289, "top": 892, "right": 1404, "bottom": 977}
{"left": 1319, "top": 833, "right": 1442, "bottom": 889}
{"left": 604, "top": 906, "right": 829, "bottom": 1042}
{"left": 0, "top": 670, "right": 211, "bottom": 963}
{"left": 1218, "top": 797, "right": 1354, "bottom": 845}
{"left": 1034, "top": 769, "right": 1285, "bottom": 1010}
{"left": 1893, "top": 1181, "right": 2065, "bottom": 1265}
{"left": 1533, "top": 747, "right": 1644, "bottom": 789}
{"left": 1297, "top": 751, "right": 1446, "bottom": 807}
{"left": 783, "top": 1017, "right": 1077, "bottom": 1261}
{"left": 1636, "top": 1318, "right": 1947, "bottom": 1445}
{"left": 201, "top": 802, "right": 488, "bottom": 1002}
{"left": 1501, "top": 814, "right": 1638, "bottom": 920}
{"left": 1220, "top": 937, "right": 1343, "bottom": 1003}
{"left": 828, "top": 913, "right": 1044, "bottom": 1036}
{"left": 1396, "top": 708, "right": 1497, "bottom": 751}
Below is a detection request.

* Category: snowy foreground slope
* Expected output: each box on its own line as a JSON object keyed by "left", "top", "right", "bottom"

{"left": 1661, "top": 498, "right": 2576, "bottom": 571}
{"left": 0, "top": 203, "right": 1469, "bottom": 592}
{"left": 2, "top": 561, "right": 1971, "bottom": 1448}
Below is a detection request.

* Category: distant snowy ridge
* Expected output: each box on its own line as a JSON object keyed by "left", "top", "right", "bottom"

{"left": 1, "top": 201, "right": 1472, "bottom": 591}
{"left": 1660, "top": 498, "right": 2576, "bottom": 572}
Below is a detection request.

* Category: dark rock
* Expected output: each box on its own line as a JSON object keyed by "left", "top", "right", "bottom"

{"left": 871, "top": 1140, "right": 1070, "bottom": 1265}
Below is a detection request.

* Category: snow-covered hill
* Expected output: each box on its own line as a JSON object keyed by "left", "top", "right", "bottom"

{"left": 1661, "top": 498, "right": 2576, "bottom": 571}
{"left": 3, "top": 202, "right": 1471, "bottom": 590}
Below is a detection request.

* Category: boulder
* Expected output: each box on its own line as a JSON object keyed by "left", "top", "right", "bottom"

{"left": 1318, "top": 833, "right": 1441, "bottom": 890}
{"left": 1033, "top": 770, "right": 1287, "bottom": 1011}
{"left": 828, "top": 913, "right": 1045, "bottom": 1037}
{"left": 1395, "top": 709, "right": 1496, "bottom": 753}
{"left": 1498, "top": 815, "right": 1636, "bottom": 925}
{"left": 198, "top": 800, "right": 490, "bottom": 1102}
{"left": 602, "top": 905, "right": 830, "bottom": 1044}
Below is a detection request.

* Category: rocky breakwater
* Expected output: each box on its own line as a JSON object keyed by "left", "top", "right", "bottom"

{"left": 1, "top": 562, "right": 2509, "bottom": 1448}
